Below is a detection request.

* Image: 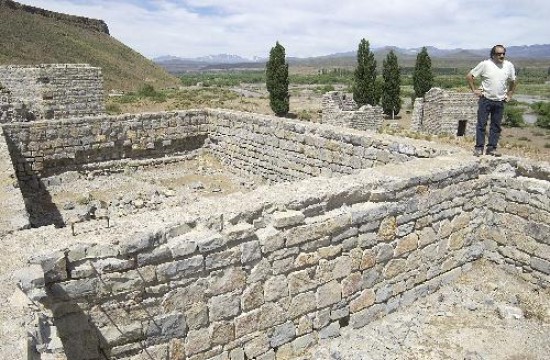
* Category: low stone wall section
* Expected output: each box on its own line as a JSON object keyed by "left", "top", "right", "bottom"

{"left": 481, "top": 160, "right": 550, "bottom": 285}
{"left": 0, "top": 64, "right": 105, "bottom": 121}
{"left": 207, "top": 110, "right": 448, "bottom": 182}
{"left": 321, "top": 91, "right": 384, "bottom": 132}
{"left": 2, "top": 109, "right": 457, "bottom": 186}
{"left": 2, "top": 111, "right": 209, "bottom": 183}
{"left": 18, "top": 155, "right": 550, "bottom": 359}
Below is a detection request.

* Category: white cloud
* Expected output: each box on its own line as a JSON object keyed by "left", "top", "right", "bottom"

{"left": 18, "top": 0, "right": 550, "bottom": 59}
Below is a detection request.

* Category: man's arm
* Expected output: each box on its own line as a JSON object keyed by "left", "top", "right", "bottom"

{"left": 506, "top": 79, "right": 517, "bottom": 102}
{"left": 466, "top": 72, "right": 482, "bottom": 97}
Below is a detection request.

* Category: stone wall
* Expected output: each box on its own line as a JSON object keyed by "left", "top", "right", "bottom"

{"left": 3, "top": 107, "right": 548, "bottom": 359}
{"left": 2, "top": 109, "right": 455, "bottom": 187}
{"left": 18, "top": 155, "right": 550, "bottom": 359}
{"left": 207, "top": 110, "right": 447, "bottom": 182}
{"left": 481, "top": 160, "right": 550, "bottom": 285}
{"left": 2, "top": 111, "right": 209, "bottom": 183}
{"left": 411, "top": 88, "right": 477, "bottom": 137}
{"left": 0, "top": 64, "right": 105, "bottom": 122}
{"left": 321, "top": 91, "right": 384, "bottom": 132}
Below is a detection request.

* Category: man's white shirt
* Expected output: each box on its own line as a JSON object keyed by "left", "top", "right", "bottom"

{"left": 469, "top": 60, "right": 516, "bottom": 101}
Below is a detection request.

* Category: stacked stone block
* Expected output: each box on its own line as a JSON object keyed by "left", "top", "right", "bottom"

{"left": 321, "top": 91, "right": 384, "bottom": 132}
{"left": 2, "top": 109, "right": 454, "bottom": 187}
{"left": 207, "top": 110, "right": 443, "bottom": 183}
{"left": 2, "top": 111, "right": 209, "bottom": 183}
{"left": 20, "top": 156, "right": 495, "bottom": 359}
{"left": 411, "top": 88, "right": 477, "bottom": 137}
{"left": 0, "top": 64, "right": 105, "bottom": 121}
{"left": 481, "top": 160, "right": 550, "bottom": 285}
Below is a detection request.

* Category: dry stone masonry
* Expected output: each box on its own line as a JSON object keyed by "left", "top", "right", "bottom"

{"left": 321, "top": 91, "right": 384, "bottom": 131}
{"left": 0, "top": 65, "right": 548, "bottom": 360}
{"left": 0, "top": 64, "right": 105, "bottom": 122}
{"left": 411, "top": 88, "right": 478, "bottom": 137}
{"left": 15, "top": 153, "right": 550, "bottom": 360}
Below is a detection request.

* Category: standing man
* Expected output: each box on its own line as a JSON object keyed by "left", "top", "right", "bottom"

{"left": 467, "top": 44, "right": 517, "bottom": 156}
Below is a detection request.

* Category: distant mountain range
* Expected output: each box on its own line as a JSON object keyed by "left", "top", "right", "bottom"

{"left": 154, "top": 44, "right": 550, "bottom": 74}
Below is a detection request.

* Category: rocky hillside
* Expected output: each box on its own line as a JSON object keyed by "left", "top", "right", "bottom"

{"left": 0, "top": 0, "right": 180, "bottom": 91}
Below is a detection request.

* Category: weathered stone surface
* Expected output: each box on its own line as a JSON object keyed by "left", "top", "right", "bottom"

{"left": 263, "top": 275, "right": 288, "bottom": 302}
{"left": 288, "top": 269, "right": 318, "bottom": 295}
{"left": 378, "top": 216, "right": 397, "bottom": 241}
{"left": 185, "top": 327, "right": 211, "bottom": 355}
{"left": 209, "top": 267, "right": 246, "bottom": 296}
{"left": 271, "top": 210, "right": 305, "bottom": 229}
{"left": 242, "top": 282, "right": 264, "bottom": 311}
{"left": 270, "top": 321, "right": 296, "bottom": 347}
{"left": 316, "top": 280, "right": 342, "bottom": 308}
{"left": 244, "top": 333, "right": 269, "bottom": 359}
{"left": 241, "top": 240, "right": 262, "bottom": 264}
{"left": 146, "top": 312, "right": 187, "bottom": 339}
{"left": 395, "top": 233, "right": 418, "bottom": 257}
{"left": 288, "top": 291, "right": 317, "bottom": 319}
{"left": 349, "top": 289, "right": 375, "bottom": 313}
{"left": 185, "top": 302, "right": 209, "bottom": 330}
{"left": 157, "top": 255, "right": 204, "bottom": 281}
{"left": 209, "top": 292, "right": 241, "bottom": 321}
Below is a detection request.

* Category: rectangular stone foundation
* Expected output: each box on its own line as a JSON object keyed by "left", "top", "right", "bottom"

{"left": 4, "top": 110, "right": 549, "bottom": 360}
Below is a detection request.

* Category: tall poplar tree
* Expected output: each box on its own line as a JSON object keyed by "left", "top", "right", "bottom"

{"left": 412, "top": 46, "right": 434, "bottom": 98}
{"left": 353, "top": 38, "right": 377, "bottom": 106}
{"left": 266, "top": 41, "right": 289, "bottom": 116}
{"left": 382, "top": 50, "right": 401, "bottom": 118}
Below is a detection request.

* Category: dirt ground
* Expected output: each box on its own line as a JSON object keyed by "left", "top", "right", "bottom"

{"left": 23, "top": 151, "right": 265, "bottom": 229}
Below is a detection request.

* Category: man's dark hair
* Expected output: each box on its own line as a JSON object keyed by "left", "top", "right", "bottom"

{"left": 490, "top": 44, "right": 506, "bottom": 57}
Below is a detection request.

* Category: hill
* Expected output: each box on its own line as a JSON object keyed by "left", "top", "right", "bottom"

{"left": 0, "top": 0, "right": 180, "bottom": 91}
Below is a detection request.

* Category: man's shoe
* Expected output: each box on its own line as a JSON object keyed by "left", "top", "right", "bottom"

{"left": 486, "top": 149, "right": 502, "bottom": 157}
{"left": 473, "top": 148, "right": 483, "bottom": 157}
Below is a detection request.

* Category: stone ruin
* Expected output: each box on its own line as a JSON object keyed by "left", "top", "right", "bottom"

{"left": 411, "top": 87, "right": 478, "bottom": 137}
{"left": 321, "top": 91, "right": 384, "bottom": 131}
{"left": 0, "top": 65, "right": 548, "bottom": 360}
{"left": 0, "top": 64, "right": 105, "bottom": 122}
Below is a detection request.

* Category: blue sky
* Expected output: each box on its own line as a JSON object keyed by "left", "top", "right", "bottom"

{"left": 19, "top": 0, "right": 550, "bottom": 59}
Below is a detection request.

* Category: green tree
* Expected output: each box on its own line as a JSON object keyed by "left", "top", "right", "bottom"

{"left": 533, "top": 101, "right": 550, "bottom": 129}
{"left": 374, "top": 77, "right": 383, "bottom": 105}
{"left": 353, "top": 38, "right": 377, "bottom": 106}
{"left": 412, "top": 47, "right": 434, "bottom": 98}
{"left": 266, "top": 41, "right": 289, "bottom": 116}
{"left": 381, "top": 50, "right": 401, "bottom": 118}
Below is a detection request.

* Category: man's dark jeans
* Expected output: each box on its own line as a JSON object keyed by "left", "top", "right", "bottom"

{"left": 475, "top": 97, "right": 505, "bottom": 151}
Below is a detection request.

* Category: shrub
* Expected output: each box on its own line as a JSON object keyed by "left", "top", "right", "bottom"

{"left": 503, "top": 106, "right": 524, "bottom": 127}
{"left": 138, "top": 84, "right": 166, "bottom": 102}
{"left": 297, "top": 110, "right": 312, "bottom": 121}
{"left": 532, "top": 102, "right": 550, "bottom": 129}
